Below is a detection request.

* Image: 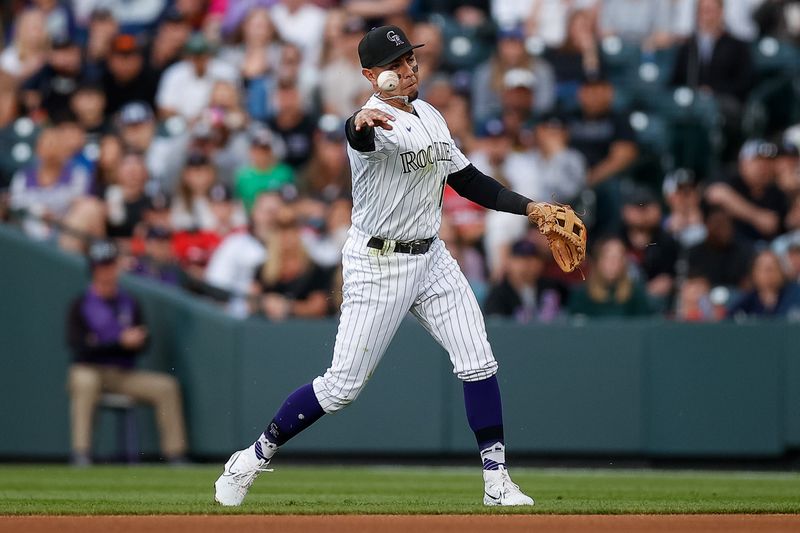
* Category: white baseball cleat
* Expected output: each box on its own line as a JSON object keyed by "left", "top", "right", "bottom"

{"left": 482, "top": 466, "right": 535, "bottom": 506}
{"left": 214, "top": 449, "right": 272, "bottom": 506}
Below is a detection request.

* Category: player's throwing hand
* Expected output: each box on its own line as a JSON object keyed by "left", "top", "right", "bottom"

{"left": 354, "top": 108, "right": 395, "bottom": 131}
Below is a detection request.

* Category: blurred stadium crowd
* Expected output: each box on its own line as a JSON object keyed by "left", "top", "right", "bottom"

{"left": 1, "top": 0, "right": 800, "bottom": 323}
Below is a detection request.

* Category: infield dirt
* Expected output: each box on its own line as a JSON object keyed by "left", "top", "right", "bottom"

{"left": 1, "top": 514, "right": 799, "bottom": 533}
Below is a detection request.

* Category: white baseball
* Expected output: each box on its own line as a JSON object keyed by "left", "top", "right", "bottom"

{"left": 377, "top": 71, "right": 399, "bottom": 92}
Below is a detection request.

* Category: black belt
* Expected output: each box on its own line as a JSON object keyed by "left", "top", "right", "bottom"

{"left": 367, "top": 236, "right": 435, "bottom": 255}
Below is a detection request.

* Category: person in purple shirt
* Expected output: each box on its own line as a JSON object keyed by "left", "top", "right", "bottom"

{"left": 66, "top": 240, "right": 187, "bottom": 466}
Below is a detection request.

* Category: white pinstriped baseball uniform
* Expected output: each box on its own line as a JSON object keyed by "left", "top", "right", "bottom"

{"left": 312, "top": 95, "right": 498, "bottom": 413}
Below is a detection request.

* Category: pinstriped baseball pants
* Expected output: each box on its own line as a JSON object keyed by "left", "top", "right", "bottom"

{"left": 313, "top": 227, "right": 498, "bottom": 413}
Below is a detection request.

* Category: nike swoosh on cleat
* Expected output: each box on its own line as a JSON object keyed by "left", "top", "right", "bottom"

{"left": 406, "top": 127, "right": 411, "bottom": 131}
{"left": 484, "top": 491, "right": 501, "bottom": 502}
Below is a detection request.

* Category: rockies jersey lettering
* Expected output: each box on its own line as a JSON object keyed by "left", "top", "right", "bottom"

{"left": 399, "top": 142, "right": 452, "bottom": 173}
{"left": 347, "top": 95, "right": 470, "bottom": 241}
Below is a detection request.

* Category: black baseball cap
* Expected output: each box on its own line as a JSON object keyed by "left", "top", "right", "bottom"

{"left": 358, "top": 25, "right": 424, "bottom": 69}
{"left": 511, "top": 239, "right": 543, "bottom": 258}
{"left": 624, "top": 185, "right": 658, "bottom": 206}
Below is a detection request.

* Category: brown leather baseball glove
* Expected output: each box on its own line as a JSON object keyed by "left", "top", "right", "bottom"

{"left": 527, "top": 202, "right": 587, "bottom": 273}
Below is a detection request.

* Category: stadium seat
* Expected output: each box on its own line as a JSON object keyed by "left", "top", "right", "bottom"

{"left": 99, "top": 393, "right": 140, "bottom": 464}
{"left": 751, "top": 37, "right": 800, "bottom": 81}
{"left": 600, "top": 36, "right": 641, "bottom": 86}
{"left": 627, "top": 111, "right": 671, "bottom": 188}
{"left": 632, "top": 87, "right": 722, "bottom": 179}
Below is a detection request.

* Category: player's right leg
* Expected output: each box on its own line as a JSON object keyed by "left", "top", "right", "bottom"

{"left": 214, "top": 229, "right": 422, "bottom": 506}
{"left": 411, "top": 239, "right": 533, "bottom": 506}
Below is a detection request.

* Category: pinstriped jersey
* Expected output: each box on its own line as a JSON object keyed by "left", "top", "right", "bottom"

{"left": 347, "top": 95, "right": 470, "bottom": 241}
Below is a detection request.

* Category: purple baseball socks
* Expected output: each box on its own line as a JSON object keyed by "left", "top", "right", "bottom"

{"left": 463, "top": 375, "right": 506, "bottom": 471}
{"left": 248, "top": 376, "right": 506, "bottom": 471}
{"left": 249, "top": 383, "right": 326, "bottom": 461}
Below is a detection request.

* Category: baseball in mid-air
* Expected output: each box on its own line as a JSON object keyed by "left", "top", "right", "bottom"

{"left": 377, "top": 70, "right": 399, "bottom": 92}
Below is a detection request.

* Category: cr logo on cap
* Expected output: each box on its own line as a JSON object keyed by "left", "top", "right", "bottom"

{"left": 386, "top": 30, "right": 404, "bottom": 46}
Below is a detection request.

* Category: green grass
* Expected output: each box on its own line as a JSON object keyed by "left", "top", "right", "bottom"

{"left": 1, "top": 465, "right": 799, "bottom": 515}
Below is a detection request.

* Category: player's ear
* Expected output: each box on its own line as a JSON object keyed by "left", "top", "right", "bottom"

{"left": 362, "top": 68, "right": 377, "bottom": 85}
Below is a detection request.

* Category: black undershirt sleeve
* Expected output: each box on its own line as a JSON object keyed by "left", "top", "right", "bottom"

{"left": 345, "top": 112, "right": 376, "bottom": 152}
{"left": 447, "top": 164, "right": 531, "bottom": 215}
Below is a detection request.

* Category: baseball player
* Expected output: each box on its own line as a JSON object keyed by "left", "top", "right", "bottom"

{"left": 215, "top": 25, "right": 540, "bottom": 507}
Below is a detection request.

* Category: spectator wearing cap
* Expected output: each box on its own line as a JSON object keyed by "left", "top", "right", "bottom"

{"left": 115, "top": 100, "right": 185, "bottom": 191}
{"left": 471, "top": 26, "right": 556, "bottom": 125}
{"left": 775, "top": 139, "right": 800, "bottom": 197}
{"left": 117, "top": 102, "right": 156, "bottom": 152}
{"left": 469, "top": 118, "right": 526, "bottom": 278}
{"left": 566, "top": 71, "right": 639, "bottom": 235}
{"left": 105, "top": 152, "right": 152, "bottom": 240}
{"left": 620, "top": 186, "right": 680, "bottom": 310}
{"left": 267, "top": 81, "right": 316, "bottom": 169}
{"left": 662, "top": 168, "right": 707, "bottom": 249}
{"left": 686, "top": 206, "right": 754, "bottom": 289}
{"left": 468, "top": 118, "right": 513, "bottom": 183}
{"left": 485, "top": 238, "right": 566, "bottom": 323}
{"left": 66, "top": 240, "right": 188, "bottom": 466}
{"left": 102, "top": 33, "right": 160, "bottom": 116}
{"left": 501, "top": 68, "right": 538, "bottom": 122}
{"left": 318, "top": 12, "right": 367, "bottom": 119}
{"left": 728, "top": 249, "right": 800, "bottom": 319}
{"left": 569, "top": 236, "right": 652, "bottom": 318}
{"left": 670, "top": 0, "right": 753, "bottom": 106}
{"left": 131, "top": 225, "right": 184, "bottom": 286}
{"left": 705, "top": 139, "right": 788, "bottom": 242}
{"left": 22, "top": 33, "right": 86, "bottom": 119}
{"left": 141, "top": 189, "right": 173, "bottom": 230}
{"left": 298, "top": 115, "right": 350, "bottom": 201}
{"left": 235, "top": 126, "right": 292, "bottom": 213}
{"left": 207, "top": 181, "right": 248, "bottom": 236}
{"left": 148, "top": 7, "right": 192, "bottom": 73}
{"left": 0, "top": 8, "right": 50, "bottom": 81}
{"left": 156, "top": 32, "right": 238, "bottom": 122}
{"left": 218, "top": 5, "right": 283, "bottom": 121}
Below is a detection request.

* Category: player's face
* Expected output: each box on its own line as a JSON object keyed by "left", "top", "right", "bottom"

{"left": 377, "top": 52, "right": 420, "bottom": 102}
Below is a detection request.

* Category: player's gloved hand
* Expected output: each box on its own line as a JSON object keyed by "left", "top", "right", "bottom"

{"left": 354, "top": 108, "right": 396, "bottom": 131}
{"left": 527, "top": 202, "right": 587, "bottom": 273}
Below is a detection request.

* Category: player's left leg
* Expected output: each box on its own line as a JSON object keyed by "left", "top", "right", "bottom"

{"left": 410, "top": 239, "right": 534, "bottom": 506}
